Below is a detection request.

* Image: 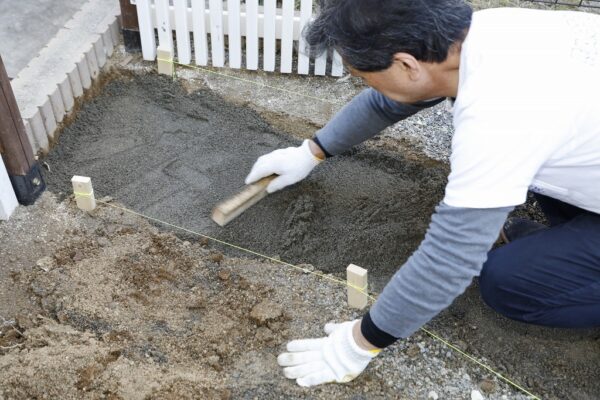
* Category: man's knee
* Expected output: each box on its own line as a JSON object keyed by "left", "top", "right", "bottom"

{"left": 479, "top": 250, "right": 514, "bottom": 314}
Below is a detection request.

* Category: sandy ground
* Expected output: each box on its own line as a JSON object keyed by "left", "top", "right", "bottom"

{"left": 1, "top": 1, "right": 599, "bottom": 397}
{"left": 0, "top": 193, "right": 528, "bottom": 399}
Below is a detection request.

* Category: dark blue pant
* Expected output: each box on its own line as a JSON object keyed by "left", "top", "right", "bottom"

{"left": 480, "top": 194, "right": 600, "bottom": 328}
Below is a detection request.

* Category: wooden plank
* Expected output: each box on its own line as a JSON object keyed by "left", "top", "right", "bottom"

{"left": 263, "top": 0, "right": 276, "bottom": 72}
{"left": 297, "top": 0, "right": 312, "bottom": 75}
{"left": 174, "top": 0, "right": 192, "bottom": 64}
{"left": 0, "top": 54, "right": 44, "bottom": 208}
{"left": 192, "top": 0, "right": 208, "bottom": 66}
{"left": 72, "top": 176, "right": 96, "bottom": 212}
{"left": 280, "top": 0, "right": 294, "bottom": 73}
{"left": 227, "top": 0, "right": 242, "bottom": 69}
{"left": 119, "top": 0, "right": 139, "bottom": 30}
{"left": 245, "top": 0, "right": 259, "bottom": 70}
{"left": 314, "top": 50, "right": 327, "bottom": 76}
{"left": 209, "top": 0, "right": 225, "bottom": 67}
{"left": 156, "top": 0, "right": 174, "bottom": 53}
{"left": 136, "top": 0, "right": 157, "bottom": 60}
{"left": 331, "top": 50, "right": 344, "bottom": 77}
{"left": 347, "top": 264, "right": 368, "bottom": 309}
{"left": 212, "top": 175, "right": 276, "bottom": 226}
{"left": 0, "top": 55, "right": 35, "bottom": 174}
{"left": 0, "top": 157, "right": 18, "bottom": 220}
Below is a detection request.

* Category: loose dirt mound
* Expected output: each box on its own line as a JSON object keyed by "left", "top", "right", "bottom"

{"left": 0, "top": 196, "right": 525, "bottom": 399}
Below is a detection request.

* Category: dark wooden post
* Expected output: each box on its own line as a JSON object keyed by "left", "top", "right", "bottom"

{"left": 0, "top": 55, "right": 45, "bottom": 205}
{"left": 119, "top": 0, "right": 142, "bottom": 52}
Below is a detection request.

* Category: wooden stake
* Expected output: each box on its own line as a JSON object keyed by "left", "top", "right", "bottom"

{"left": 72, "top": 176, "right": 96, "bottom": 211}
{"left": 212, "top": 175, "right": 276, "bottom": 227}
{"left": 157, "top": 46, "right": 174, "bottom": 76}
{"left": 347, "top": 264, "right": 368, "bottom": 309}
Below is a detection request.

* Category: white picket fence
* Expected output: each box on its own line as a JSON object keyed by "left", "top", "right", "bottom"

{"left": 131, "top": 0, "right": 344, "bottom": 76}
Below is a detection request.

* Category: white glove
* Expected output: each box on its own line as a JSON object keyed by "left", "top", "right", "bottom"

{"left": 277, "top": 320, "right": 380, "bottom": 387}
{"left": 245, "top": 139, "right": 322, "bottom": 193}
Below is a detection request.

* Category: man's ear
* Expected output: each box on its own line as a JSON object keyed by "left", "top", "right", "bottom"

{"left": 392, "top": 52, "right": 421, "bottom": 81}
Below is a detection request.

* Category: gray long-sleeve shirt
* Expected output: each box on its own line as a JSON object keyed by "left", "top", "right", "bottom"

{"left": 315, "top": 88, "right": 511, "bottom": 339}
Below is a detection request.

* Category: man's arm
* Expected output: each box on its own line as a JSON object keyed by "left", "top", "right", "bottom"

{"left": 246, "top": 89, "right": 444, "bottom": 191}
{"left": 362, "top": 202, "right": 513, "bottom": 346}
{"left": 314, "top": 88, "right": 444, "bottom": 156}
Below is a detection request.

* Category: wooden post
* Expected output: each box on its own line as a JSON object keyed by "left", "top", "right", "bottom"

{"left": 72, "top": 176, "right": 96, "bottom": 211}
{"left": 347, "top": 264, "right": 368, "bottom": 309}
{"left": 0, "top": 54, "right": 45, "bottom": 206}
{"left": 119, "top": 0, "right": 142, "bottom": 52}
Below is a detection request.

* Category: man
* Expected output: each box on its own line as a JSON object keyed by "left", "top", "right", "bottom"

{"left": 245, "top": 0, "right": 600, "bottom": 387}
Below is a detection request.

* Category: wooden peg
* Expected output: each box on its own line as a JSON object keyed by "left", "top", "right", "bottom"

{"left": 347, "top": 264, "right": 368, "bottom": 309}
{"left": 71, "top": 175, "right": 96, "bottom": 211}
{"left": 212, "top": 175, "right": 276, "bottom": 227}
{"left": 157, "top": 46, "right": 174, "bottom": 76}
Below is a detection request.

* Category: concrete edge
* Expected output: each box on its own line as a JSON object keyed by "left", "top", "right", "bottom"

{"left": 10, "top": 0, "right": 121, "bottom": 155}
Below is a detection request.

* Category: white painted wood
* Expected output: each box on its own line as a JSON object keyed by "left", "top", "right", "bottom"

{"left": 72, "top": 176, "right": 96, "bottom": 212}
{"left": 156, "top": 0, "right": 174, "bottom": 53}
{"left": 245, "top": 0, "right": 258, "bottom": 70}
{"left": 209, "top": 0, "right": 225, "bottom": 67}
{"left": 102, "top": 30, "right": 114, "bottom": 57}
{"left": 29, "top": 112, "right": 49, "bottom": 153}
{"left": 332, "top": 50, "right": 344, "bottom": 77}
{"left": 0, "top": 158, "right": 18, "bottom": 220}
{"left": 93, "top": 37, "right": 107, "bottom": 68}
{"left": 109, "top": 18, "right": 120, "bottom": 47}
{"left": 280, "top": 0, "right": 294, "bottom": 73}
{"left": 148, "top": 5, "right": 305, "bottom": 40}
{"left": 136, "top": 0, "right": 157, "bottom": 60}
{"left": 49, "top": 86, "right": 65, "bottom": 123}
{"left": 58, "top": 76, "right": 75, "bottom": 113}
{"left": 227, "top": 0, "right": 241, "bottom": 69}
{"left": 39, "top": 97, "right": 57, "bottom": 140}
{"left": 297, "top": 0, "right": 312, "bottom": 75}
{"left": 314, "top": 50, "right": 327, "bottom": 76}
{"left": 77, "top": 54, "right": 92, "bottom": 90}
{"left": 263, "top": 0, "right": 276, "bottom": 71}
{"left": 23, "top": 120, "right": 36, "bottom": 155}
{"left": 68, "top": 64, "right": 84, "bottom": 98}
{"left": 174, "top": 0, "right": 191, "bottom": 64}
{"left": 85, "top": 43, "right": 100, "bottom": 80}
{"left": 347, "top": 264, "right": 368, "bottom": 309}
{"left": 192, "top": 0, "right": 208, "bottom": 66}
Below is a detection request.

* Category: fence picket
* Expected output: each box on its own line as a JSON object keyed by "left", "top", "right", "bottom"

{"left": 280, "top": 0, "right": 294, "bottom": 73}
{"left": 245, "top": 0, "right": 259, "bottom": 70}
{"left": 174, "top": 0, "right": 191, "bottom": 64}
{"left": 192, "top": 0, "right": 208, "bottom": 66}
{"left": 209, "top": 0, "right": 225, "bottom": 67}
{"left": 314, "top": 52, "right": 327, "bottom": 76}
{"left": 155, "top": 0, "right": 173, "bottom": 53}
{"left": 263, "top": 0, "right": 276, "bottom": 72}
{"left": 136, "top": 0, "right": 156, "bottom": 60}
{"left": 228, "top": 0, "right": 242, "bottom": 69}
{"left": 297, "top": 0, "right": 312, "bottom": 75}
{"left": 332, "top": 50, "right": 344, "bottom": 77}
{"left": 137, "top": 0, "right": 343, "bottom": 76}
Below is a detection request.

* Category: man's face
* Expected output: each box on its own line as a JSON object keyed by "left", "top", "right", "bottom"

{"left": 348, "top": 53, "right": 435, "bottom": 104}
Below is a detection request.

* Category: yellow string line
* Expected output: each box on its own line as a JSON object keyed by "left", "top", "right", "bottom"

{"left": 75, "top": 192, "right": 539, "bottom": 399}
{"left": 157, "top": 58, "right": 346, "bottom": 106}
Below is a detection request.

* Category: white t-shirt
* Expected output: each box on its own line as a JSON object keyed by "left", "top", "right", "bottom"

{"left": 444, "top": 8, "right": 600, "bottom": 214}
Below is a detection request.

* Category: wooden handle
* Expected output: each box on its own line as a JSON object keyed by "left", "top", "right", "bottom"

{"left": 211, "top": 175, "right": 276, "bottom": 226}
